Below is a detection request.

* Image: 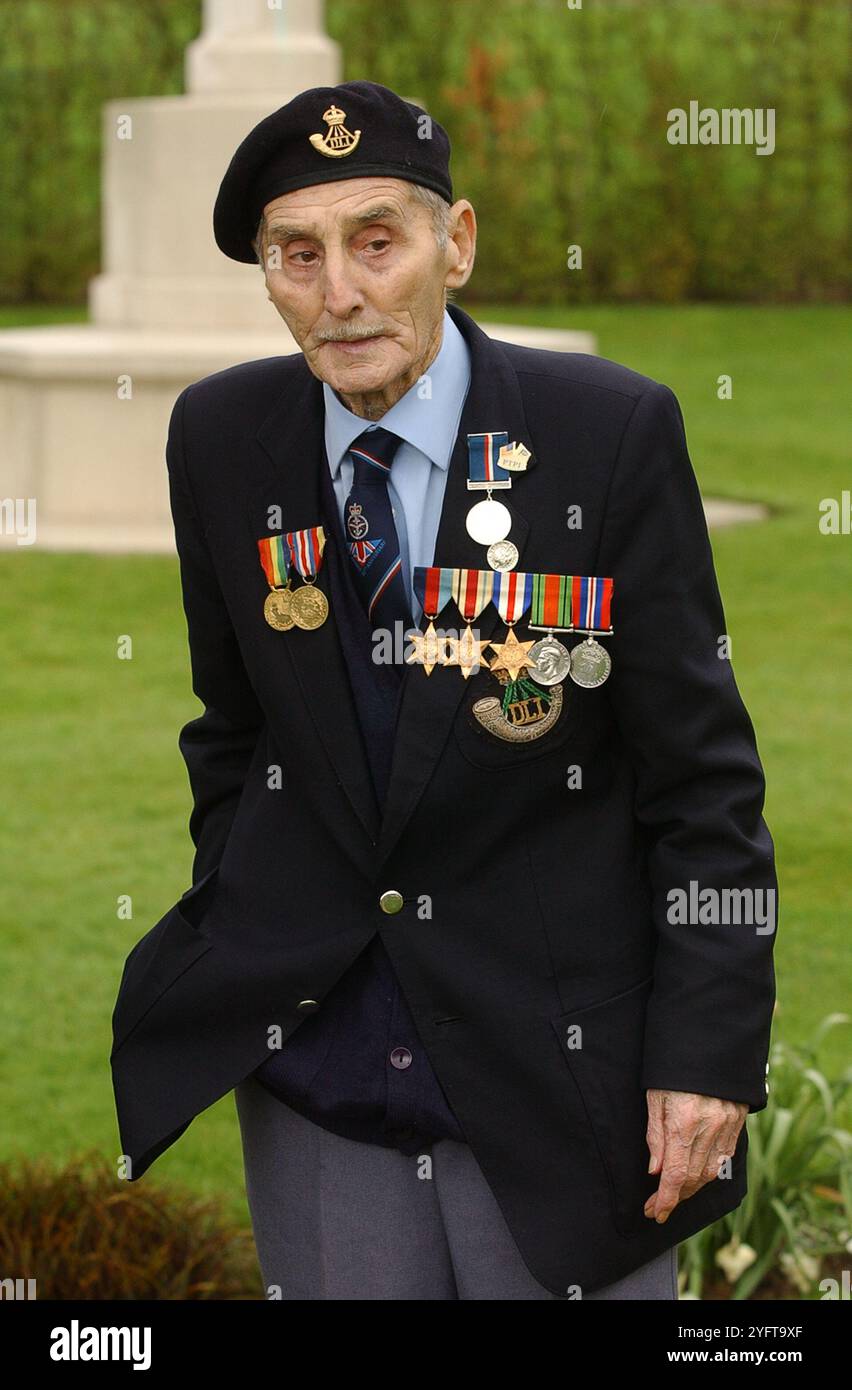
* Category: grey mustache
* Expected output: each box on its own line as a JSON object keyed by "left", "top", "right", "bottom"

{"left": 318, "top": 328, "right": 388, "bottom": 342}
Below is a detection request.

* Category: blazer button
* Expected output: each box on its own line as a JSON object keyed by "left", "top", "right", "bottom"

{"left": 379, "top": 889, "right": 404, "bottom": 914}
{"left": 389, "top": 1047, "right": 413, "bottom": 1069}
{"left": 297, "top": 999, "right": 319, "bottom": 1013}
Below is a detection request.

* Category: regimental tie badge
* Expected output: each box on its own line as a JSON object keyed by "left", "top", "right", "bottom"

{"left": 347, "top": 500, "right": 385, "bottom": 571}
{"left": 347, "top": 501, "right": 369, "bottom": 539}
{"left": 309, "top": 104, "right": 362, "bottom": 159}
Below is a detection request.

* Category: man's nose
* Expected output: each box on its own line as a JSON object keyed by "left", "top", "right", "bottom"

{"left": 321, "top": 248, "right": 365, "bottom": 320}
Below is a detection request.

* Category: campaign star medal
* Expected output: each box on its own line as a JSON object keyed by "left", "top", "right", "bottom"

{"left": 472, "top": 569, "right": 563, "bottom": 741}
{"left": 257, "top": 535, "right": 295, "bottom": 630}
{"left": 465, "top": 432, "right": 513, "bottom": 547}
{"left": 568, "top": 576, "right": 614, "bottom": 687}
{"left": 526, "top": 572, "right": 573, "bottom": 685}
{"left": 309, "top": 104, "right": 361, "bottom": 159}
{"left": 488, "top": 626, "right": 537, "bottom": 681}
{"left": 408, "top": 566, "right": 455, "bottom": 674}
{"left": 407, "top": 621, "right": 445, "bottom": 675}
{"left": 450, "top": 568, "right": 494, "bottom": 678}
{"left": 285, "top": 525, "right": 329, "bottom": 630}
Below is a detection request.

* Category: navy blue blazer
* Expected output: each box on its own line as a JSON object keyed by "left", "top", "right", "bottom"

{"left": 110, "top": 303, "right": 777, "bottom": 1296}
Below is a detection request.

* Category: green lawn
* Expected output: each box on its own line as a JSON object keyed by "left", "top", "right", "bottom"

{"left": 0, "top": 305, "right": 89, "bottom": 328}
{"left": 0, "top": 303, "right": 849, "bottom": 1223}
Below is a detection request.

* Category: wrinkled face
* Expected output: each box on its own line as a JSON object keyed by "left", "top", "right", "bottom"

{"left": 259, "top": 177, "right": 469, "bottom": 399}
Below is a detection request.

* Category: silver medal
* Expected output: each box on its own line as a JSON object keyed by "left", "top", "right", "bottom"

{"left": 568, "top": 638, "right": 611, "bottom": 688}
{"left": 486, "top": 539, "right": 519, "bottom": 572}
{"left": 527, "top": 636, "right": 572, "bottom": 686}
{"left": 465, "top": 497, "right": 512, "bottom": 545}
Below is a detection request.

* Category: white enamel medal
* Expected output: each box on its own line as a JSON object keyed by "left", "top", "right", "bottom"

{"left": 465, "top": 430, "right": 515, "bottom": 550}
{"left": 465, "top": 496, "right": 512, "bottom": 545}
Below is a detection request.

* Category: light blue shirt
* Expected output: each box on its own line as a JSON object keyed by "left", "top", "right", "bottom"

{"left": 323, "top": 308, "right": 471, "bottom": 623}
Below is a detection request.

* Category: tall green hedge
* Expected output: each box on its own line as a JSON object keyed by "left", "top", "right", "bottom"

{"left": 0, "top": 0, "right": 200, "bottom": 304}
{"left": 0, "top": 0, "right": 848, "bottom": 305}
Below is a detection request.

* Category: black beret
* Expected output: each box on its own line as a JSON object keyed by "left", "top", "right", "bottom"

{"left": 213, "top": 80, "right": 453, "bottom": 264}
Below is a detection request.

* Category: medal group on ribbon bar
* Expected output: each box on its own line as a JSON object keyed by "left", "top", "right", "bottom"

{"left": 410, "top": 566, "right": 614, "bottom": 692}
{"left": 255, "top": 431, "right": 615, "bottom": 742}
{"left": 258, "top": 526, "right": 329, "bottom": 631}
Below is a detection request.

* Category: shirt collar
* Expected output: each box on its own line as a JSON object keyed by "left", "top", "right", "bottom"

{"left": 323, "top": 307, "right": 470, "bottom": 477}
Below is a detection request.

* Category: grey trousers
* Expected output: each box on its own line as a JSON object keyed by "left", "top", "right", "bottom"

{"left": 234, "top": 1076, "right": 678, "bottom": 1300}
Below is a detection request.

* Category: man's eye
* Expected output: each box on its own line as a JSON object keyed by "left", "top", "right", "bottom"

{"left": 366, "top": 239, "right": 390, "bottom": 252}
{"left": 290, "top": 250, "right": 317, "bottom": 264}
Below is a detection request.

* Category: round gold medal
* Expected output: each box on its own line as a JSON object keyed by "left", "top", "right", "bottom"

{"left": 264, "top": 586, "right": 295, "bottom": 630}
{"left": 291, "top": 583, "right": 329, "bottom": 630}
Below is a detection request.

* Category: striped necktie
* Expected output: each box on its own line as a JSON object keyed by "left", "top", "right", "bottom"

{"left": 344, "top": 426, "right": 413, "bottom": 632}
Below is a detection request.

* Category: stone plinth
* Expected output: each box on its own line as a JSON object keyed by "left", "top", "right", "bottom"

{"left": 0, "top": 320, "right": 596, "bottom": 553}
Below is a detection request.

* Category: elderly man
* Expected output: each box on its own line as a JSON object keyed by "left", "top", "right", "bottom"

{"left": 110, "top": 81, "right": 777, "bottom": 1301}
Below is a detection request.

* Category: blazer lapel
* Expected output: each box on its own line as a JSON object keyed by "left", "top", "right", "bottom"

{"left": 249, "top": 364, "right": 382, "bottom": 851}
{"left": 375, "top": 305, "right": 534, "bottom": 869}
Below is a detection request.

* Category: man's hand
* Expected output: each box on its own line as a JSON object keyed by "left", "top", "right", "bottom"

{"left": 644, "top": 1089, "right": 748, "bottom": 1223}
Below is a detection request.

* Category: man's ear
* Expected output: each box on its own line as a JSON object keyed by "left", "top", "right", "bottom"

{"left": 445, "top": 200, "right": 477, "bottom": 291}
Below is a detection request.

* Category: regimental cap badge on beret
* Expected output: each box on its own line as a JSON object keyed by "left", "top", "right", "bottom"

{"left": 309, "top": 104, "right": 362, "bottom": 159}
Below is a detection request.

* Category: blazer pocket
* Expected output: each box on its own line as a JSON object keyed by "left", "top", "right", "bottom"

{"left": 110, "top": 865, "right": 219, "bottom": 1056}
{"left": 550, "top": 975, "right": 657, "bottom": 1237}
{"left": 452, "top": 675, "right": 578, "bottom": 771}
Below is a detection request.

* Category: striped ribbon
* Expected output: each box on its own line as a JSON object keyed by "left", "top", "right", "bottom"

{"left": 453, "top": 567, "right": 495, "bottom": 621}
{"left": 530, "top": 572, "right": 572, "bottom": 629}
{"left": 572, "top": 575, "right": 613, "bottom": 632}
{"left": 387, "top": 564, "right": 615, "bottom": 630}
{"left": 285, "top": 525, "right": 326, "bottom": 581}
{"left": 413, "top": 566, "right": 456, "bottom": 618}
{"left": 493, "top": 569, "right": 534, "bottom": 624}
{"left": 257, "top": 534, "right": 290, "bottom": 588}
{"left": 466, "top": 431, "right": 511, "bottom": 489}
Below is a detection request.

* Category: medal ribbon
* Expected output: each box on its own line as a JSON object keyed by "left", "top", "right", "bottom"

{"left": 572, "top": 575, "right": 613, "bottom": 631}
{"left": 453, "top": 567, "right": 494, "bottom": 621}
{"left": 493, "top": 570, "right": 533, "bottom": 624}
{"left": 413, "top": 568, "right": 614, "bottom": 630}
{"left": 530, "top": 573, "right": 572, "bottom": 629}
{"left": 257, "top": 535, "right": 290, "bottom": 588}
{"left": 285, "top": 525, "right": 326, "bottom": 581}
{"left": 467, "top": 431, "right": 511, "bottom": 488}
{"left": 413, "top": 566, "right": 455, "bottom": 617}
